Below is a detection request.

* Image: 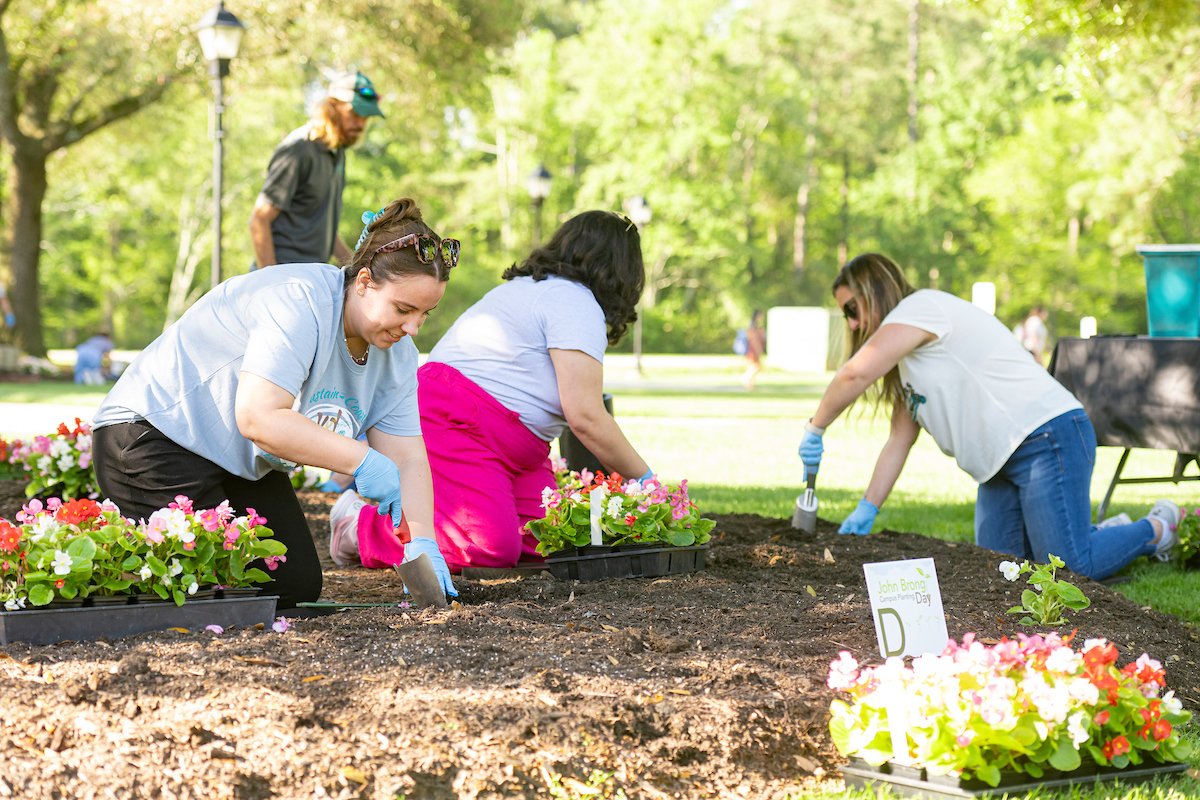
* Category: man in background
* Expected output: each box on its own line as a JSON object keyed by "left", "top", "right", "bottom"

{"left": 249, "top": 71, "right": 384, "bottom": 268}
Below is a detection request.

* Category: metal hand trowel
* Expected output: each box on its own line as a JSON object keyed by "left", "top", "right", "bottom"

{"left": 791, "top": 471, "right": 818, "bottom": 534}
{"left": 391, "top": 553, "right": 449, "bottom": 609}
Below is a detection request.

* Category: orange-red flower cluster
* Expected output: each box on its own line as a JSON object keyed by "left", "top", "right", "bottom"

{"left": 55, "top": 498, "right": 103, "bottom": 526}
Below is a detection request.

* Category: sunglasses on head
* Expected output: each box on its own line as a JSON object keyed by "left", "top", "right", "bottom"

{"left": 842, "top": 298, "right": 859, "bottom": 322}
{"left": 369, "top": 233, "right": 460, "bottom": 271}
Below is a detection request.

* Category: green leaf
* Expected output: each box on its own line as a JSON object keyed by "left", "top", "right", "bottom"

{"left": 27, "top": 584, "right": 53, "bottom": 606}
{"left": 66, "top": 536, "right": 97, "bottom": 560}
{"left": 1048, "top": 739, "right": 1081, "bottom": 771}
{"left": 974, "top": 764, "right": 1001, "bottom": 787}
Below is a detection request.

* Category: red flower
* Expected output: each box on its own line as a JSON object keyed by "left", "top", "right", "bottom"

{"left": 57, "top": 422, "right": 71, "bottom": 436}
{"left": 54, "top": 579, "right": 65, "bottom": 589}
{"left": 624, "top": 513, "right": 637, "bottom": 526}
{"left": 1094, "top": 709, "right": 1110, "bottom": 725}
{"left": 55, "top": 498, "right": 102, "bottom": 526}
{"left": 1083, "top": 641, "right": 1119, "bottom": 668}
{"left": 1153, "top": 719, "right": 1173, "bottom": 741}
{"left": 0, "top": 521, "right": 20, "bottom": 553}
{"left": 1102, "top": 735, "right": 1131, "bottom": 760}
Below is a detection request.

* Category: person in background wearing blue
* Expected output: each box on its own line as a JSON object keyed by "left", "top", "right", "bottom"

{"left": 0, "top": 286, "right": 14, "bottom": 330}
{"left": 90, "top": 198, "right": 458, "bottom": 607}
{"left": 74, "top": 331, "right": 115, "bottom": 385}
{"left": 798, "top": 252, "right": 1179, "bottom": 582}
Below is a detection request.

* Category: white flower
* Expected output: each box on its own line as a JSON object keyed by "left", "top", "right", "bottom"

{"left": 29, "top": 515, "right": 60, "bottom": 542}
{"left": 138, "top": 565, "right": 153, "bottom": 581}
{"left": 4, "top": 596, "right": 25, "bottom": 611}
{"left": 1067, "top": 711, "right": 1089, "bottom": 746}
{"left": 1162, "top": 690, "right": 1183, "bottom": 715}
{"left": 187, "top": 582, "right": 198, "bottom": 596}
{"left": 168, "top": 558, "right": 183, "bottom": 577}
{"left": 51, "top": 550, "right": 72, "bottom": 576}
{"left": 49, "top": 439, "right": 71, "bottom": 458}
{"left": 76, "top": 434, "right": 91, "bottom": 452}
{"left": 57, "top": 454, "right": 76, "bottom": 473}
{"left": 606, "top": 496, "right": 625, "bottom": 517}
{"left": 998, "top": 560, "right": 1021, "bottom": 581}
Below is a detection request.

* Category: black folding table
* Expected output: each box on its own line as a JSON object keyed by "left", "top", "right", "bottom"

{"left": 1049, "top": 336, "right": 1200, "bottom": 519}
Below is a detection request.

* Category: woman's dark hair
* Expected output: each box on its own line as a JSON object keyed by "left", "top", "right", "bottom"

{"left": 343, "top": 198, "right": 451, "bottom": 289}
{"left": 502, "top": 210, "right": 645, "bottom": 344}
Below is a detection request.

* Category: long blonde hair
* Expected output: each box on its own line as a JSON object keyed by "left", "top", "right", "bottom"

{"left": 308, "top": 97, "right": 355, "bottom": 149}
{"left": 832, "top": 253, "right": 916, "bottom": 413}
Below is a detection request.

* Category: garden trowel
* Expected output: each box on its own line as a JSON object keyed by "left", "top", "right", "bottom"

{"left": 791, "top": 472, "right": 818, "bottom": 533}
{"left": 391, "top": 554, "right": 449, "bottom": 609}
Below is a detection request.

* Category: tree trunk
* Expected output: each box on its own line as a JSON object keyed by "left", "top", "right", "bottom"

{"left": 838, "top": 148, "right": 850, "bottom": 266}
{"left": 6, "top": 142, "right": 47, "bottom": 356}
{"left": 793, "top": 97, "right": 820, "bottom": 279}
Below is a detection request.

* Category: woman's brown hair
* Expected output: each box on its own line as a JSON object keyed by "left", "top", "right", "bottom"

{"left": 343, "top": 198, "right": 451, "bottom": 288}
{"left": 832, "top": 252, "right": 916, "bottom": 413}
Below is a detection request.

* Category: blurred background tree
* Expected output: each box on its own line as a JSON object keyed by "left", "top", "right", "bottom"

{"left": 1, "top": 0, "right": 1198, "bottom": 355}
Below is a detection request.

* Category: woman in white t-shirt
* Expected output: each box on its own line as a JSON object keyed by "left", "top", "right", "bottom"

{"left": 332, "top": 211, "right": 654, "bottom": 571}
{"left": 797, "top": 253, "right": 1178, "bottom": 580}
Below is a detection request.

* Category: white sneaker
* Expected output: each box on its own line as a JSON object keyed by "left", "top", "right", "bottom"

{"left": 1095, "top": 512, "right": 1132, "bottom": 529}
{"left": 1146, "top": 499, "right": 1181, "bottom": 562}
{"left": 329, "top": 490, "right": 367, "bottom": 567}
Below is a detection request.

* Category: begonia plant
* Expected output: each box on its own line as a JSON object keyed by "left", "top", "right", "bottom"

{"left": 827, "top": 633, "right": 1191, "bottom": 787}
{"left": 526, "top": 467, "right": 715, "bottom": 556}
{"left": 5, "top": 418, "right": 99, "bottom": 499}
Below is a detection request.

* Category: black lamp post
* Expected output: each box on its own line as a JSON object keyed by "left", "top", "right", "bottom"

{"left": 624, "top": 196, "right": 652, "bottom": 374}
{"left": 196, "top": 1, "right": 245, "bottom": 290}
{"left": 526, "top": 164, "right": 553, "bottom": 248}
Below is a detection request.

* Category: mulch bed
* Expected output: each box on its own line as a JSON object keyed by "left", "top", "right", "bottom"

{"left": 0, "top": 479, "right": 1197, "bottom": 799}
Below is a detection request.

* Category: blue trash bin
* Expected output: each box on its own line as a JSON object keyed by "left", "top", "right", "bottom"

{"left": 1136, "top": 245, "right": 1200, "bottom": 337}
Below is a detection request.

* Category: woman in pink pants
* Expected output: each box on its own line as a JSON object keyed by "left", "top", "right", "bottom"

{"left": 338, "top": 211, "right": 655, "bottom": 571}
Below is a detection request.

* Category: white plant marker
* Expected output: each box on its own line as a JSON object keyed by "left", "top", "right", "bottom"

{"left": 589, "top": 486, "right": 606, "bottom": 546}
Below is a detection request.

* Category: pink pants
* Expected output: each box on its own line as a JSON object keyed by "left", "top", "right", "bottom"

{"left": 356, "top": 362, "right": 552, "bottom": 571}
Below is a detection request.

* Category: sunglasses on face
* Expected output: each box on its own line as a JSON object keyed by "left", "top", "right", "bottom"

{"left": 842, "top": 298, "right": 859, "bottom": 322}
{"left": 369, "top": 233, "right": 461, "bottom": 271}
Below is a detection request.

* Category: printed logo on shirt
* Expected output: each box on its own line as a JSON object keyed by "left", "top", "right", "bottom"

{"left": 305, "top": 402, "right": 361, "bottom": 438}
{"left": 903, "top": 382, "right": 927, "bottom": 422}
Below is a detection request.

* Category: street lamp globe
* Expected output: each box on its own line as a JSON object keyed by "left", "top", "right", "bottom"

{"left": 196, "top": 2, "right": 245, "bottom": 69}
{"left": 526, "top": 164, "right": 553, "bottom": 203}
{"left": 625, "top": 195, "right": 652, "bottom": 227}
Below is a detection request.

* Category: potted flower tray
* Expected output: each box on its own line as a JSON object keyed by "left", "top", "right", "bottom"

{"left": 524, "top": 543, "right": 708, "bottom": 582}
{"left": 841, "top": 757, "right": 1187, "bottom": 799}
{"left": 0, "top": 594, "right": 278, "bottom": 645}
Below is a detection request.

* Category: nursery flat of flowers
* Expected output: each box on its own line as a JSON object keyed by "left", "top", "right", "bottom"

{"left": 0, "top": 479, "right": 1198, "bottom": 798}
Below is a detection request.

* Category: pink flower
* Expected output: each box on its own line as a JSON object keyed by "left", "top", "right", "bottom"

{"left": 272, "top": 616, "right": 290, "bottom": 633}
{"left": 17, "top": 498, "right": 44, "bottom": 523}
{"left": 198, "top": 508, "right": 223, "bottom": 532}
{"left": 264, "top": 555, "right": 287, "bottom": 571}
{"left": 205, "top": 624, "right": 224, "bottom": 634}
{"left": 46, "top": 497, "right": 62, "bottom": 511}
{"left": 245, "top": 507, "right": 267, "bottom": 528}
{"left": 168, "top": 495, "right": 194, "bottom": 514}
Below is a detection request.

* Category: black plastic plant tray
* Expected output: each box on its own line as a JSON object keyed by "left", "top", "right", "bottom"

{"left": 841, "top": 757, "right": 1188, "bottom": 798}
{"left": 0, "top": 596, "right": 279, "bottom": 645}
{"left": 533, "top": 543, "right": 708, "bottom": 581}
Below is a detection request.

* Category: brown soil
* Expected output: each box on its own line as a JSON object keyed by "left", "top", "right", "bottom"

{"left": 0, "top": 479, "right": 1198, "bottom": 799}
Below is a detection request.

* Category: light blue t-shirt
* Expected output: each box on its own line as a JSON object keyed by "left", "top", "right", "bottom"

{"left": 428, "top": 275, "right": 607, "bottom": 441}
{"left": 94, "top": 263, "right": 421, "bottom": 480}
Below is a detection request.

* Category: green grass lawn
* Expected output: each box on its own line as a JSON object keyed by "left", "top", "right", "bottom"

{"left": 4, "top": 354, "right": 1200, "bottom": 797}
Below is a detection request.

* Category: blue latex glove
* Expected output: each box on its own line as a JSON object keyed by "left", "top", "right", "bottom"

{"left": 3, "top": 312, "right": 13, "bottom": 328}
{"left": 839, "top": 499, "right": 879, "bottom": 535}
{"left": 638, "top": 468, "right": 655, "bottom": 483}
{"left": 798, "top": 422, "right": 824, "bottom": 481}
{"left": 404, "top": 536, "right": 458, "bottom": 598}
{"left": 318, "top": 479, "right": 349, "bottom": 494}
{"left": 352, "top": 448, "right": 403, "bottom": 526}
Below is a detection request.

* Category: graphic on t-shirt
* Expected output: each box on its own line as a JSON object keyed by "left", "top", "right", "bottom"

{"left": 903, "top": 382, "right": 927, "bottom": 422}
{"left": 305, "top": 402, "right": 361, "bottom": 438}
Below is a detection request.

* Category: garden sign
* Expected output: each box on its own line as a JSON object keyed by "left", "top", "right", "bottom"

{"left": 862, "top": 558, "right": 948, "bottom": 659}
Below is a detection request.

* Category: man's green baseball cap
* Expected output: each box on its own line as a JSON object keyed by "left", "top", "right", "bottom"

{"left": 328, "top": 71, "right": 384, "bottom": 118}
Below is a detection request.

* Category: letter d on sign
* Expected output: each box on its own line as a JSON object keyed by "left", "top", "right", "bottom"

{"left": 877, "top": 607, "right": 906, "bottom": 657}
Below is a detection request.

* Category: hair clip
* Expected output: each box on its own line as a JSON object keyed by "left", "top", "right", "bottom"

{"left": 355, "top": 207, "right": 387, "bottom": 251}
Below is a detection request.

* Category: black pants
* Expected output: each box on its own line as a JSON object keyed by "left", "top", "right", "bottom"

{"left": 91, "top": 421, "right": 322, "bottom": 608}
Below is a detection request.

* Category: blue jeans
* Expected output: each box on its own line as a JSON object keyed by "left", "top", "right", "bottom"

{"left": 975, "top": 409, "right": 1155, "bottom": 580}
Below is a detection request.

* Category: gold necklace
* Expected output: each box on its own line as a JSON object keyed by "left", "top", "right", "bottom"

{"left": 345, "top": 338, "right": 368, "bottom": 365}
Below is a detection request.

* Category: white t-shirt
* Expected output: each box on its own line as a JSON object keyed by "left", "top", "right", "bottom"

{"left": 881, "top": 290, "right": 1082, "bottom": 482}
{"left": 94, "top": 263, "right": 421, "bottom": 479}
{"left": 428, "top": 275, "right": 608, "bottom": 441}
